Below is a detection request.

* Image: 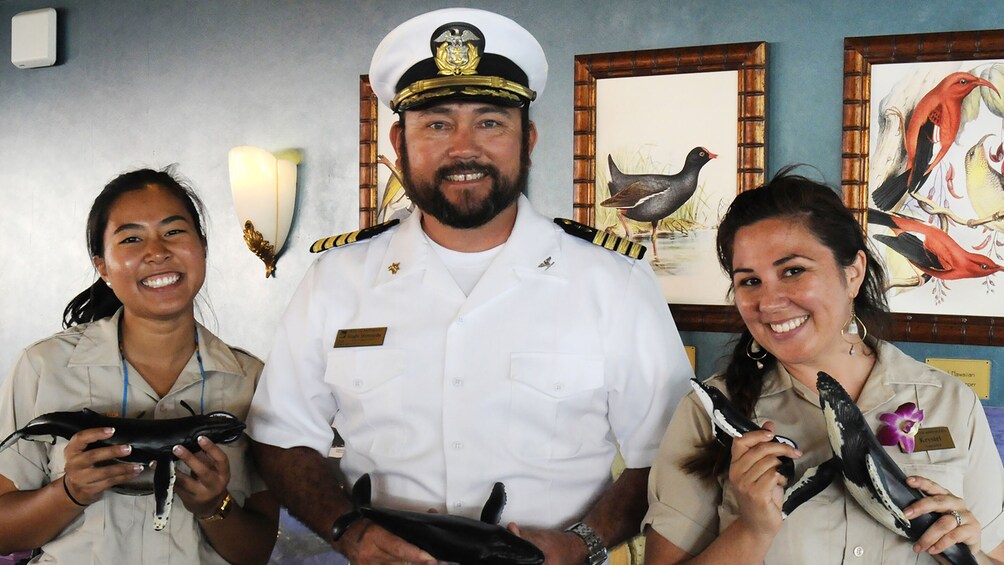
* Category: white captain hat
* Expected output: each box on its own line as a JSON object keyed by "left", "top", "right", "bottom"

{"left": 369, "top": 7, "right": 548, "bottom": 112}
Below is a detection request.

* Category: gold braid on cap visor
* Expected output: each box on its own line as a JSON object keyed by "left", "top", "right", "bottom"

{"left": 392, "top": 75, "right": 536, "bottom": 111}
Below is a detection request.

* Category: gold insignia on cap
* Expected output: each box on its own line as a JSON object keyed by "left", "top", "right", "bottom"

{"left": 433, "top": 27, "right": 481, "bottom": 76}
{"left": 388, "top": 262, "right": 401, "bottom": 274}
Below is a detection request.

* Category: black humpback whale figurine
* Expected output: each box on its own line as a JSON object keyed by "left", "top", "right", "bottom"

{"left": 689, "top": 378, "right": 798, "bottom": 480}
{"left": 331, "top": 473, "right": 544, "bottom": 565}
{"left": 688, "top": 378, "right": 833, "bottom": 518}
{"left": 814, "top": 371, "right": 978, "bottom": 565}
{"left": 0, "top": 408, "right": 245, "bottom": 531}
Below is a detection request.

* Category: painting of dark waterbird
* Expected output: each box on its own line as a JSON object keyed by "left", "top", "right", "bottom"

{"left": 601, "top": 147, "right": 716, "bottom": 256}
{"left": 331, "top": 473, "right": 544, "bottom": 565}
{"left": 0, "top": 407, "right": 245, "bottom": 530}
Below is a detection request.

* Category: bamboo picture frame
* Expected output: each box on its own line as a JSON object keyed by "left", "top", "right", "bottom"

{"left": 572, "top": 42, "right": 767, "bottom": 332}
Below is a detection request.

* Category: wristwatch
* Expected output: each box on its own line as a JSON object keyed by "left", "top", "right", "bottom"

{"left": 566, "top": 521, "right": 608, "bottom": 565}
{"left": 199, "top": 492, "right": 233, "bottom": 522}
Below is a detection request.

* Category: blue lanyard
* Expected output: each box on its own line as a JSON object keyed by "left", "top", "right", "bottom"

{"left": 118, "top": 321, "right": 207, "bottom": 416}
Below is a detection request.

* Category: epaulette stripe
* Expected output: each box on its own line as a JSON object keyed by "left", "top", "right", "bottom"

{"left": 554, "top": 217, "right": 647, "bottom": 260}
{"left": 629, "top": 243, "right": 643, "bottom": 259}
{"left": 309, "top": 219, "right": 400, "bottom": 253}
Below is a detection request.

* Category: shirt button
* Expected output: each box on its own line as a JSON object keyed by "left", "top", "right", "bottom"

{"left": 353, "top": 379, "right": 363, "bottom": 388}
{"left": 453, "top": 378, "right": 463, "bottom": 387}
{"left": 853, "top": 546, "right": 864, "bottom": 557}
{"left": 452, "top": 441, "right": 463, "bottom": 450}
{"left": 554, "top": 382, "right": 564, "bottom": 392}
{"left": 454, "top": 501, "right": 463, "bottom": 509}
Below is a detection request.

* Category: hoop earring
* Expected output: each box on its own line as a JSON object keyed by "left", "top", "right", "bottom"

{"left": 842, "top": 309, "right": 867, "bottom": 355}
{"left": 746, "top": 338, "right": 767, "bottom": 370}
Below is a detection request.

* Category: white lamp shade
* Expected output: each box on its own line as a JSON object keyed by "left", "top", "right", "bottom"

{"left": 230, "top": 147, "right": 297, "bottom": 250}
{"left": 229, "top": 145, "right": 296, "bottom": 258}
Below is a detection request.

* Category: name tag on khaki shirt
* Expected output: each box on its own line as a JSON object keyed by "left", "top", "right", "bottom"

{"left": 333, "top": 327, "right": 387, "bottom": 348}
{"left": 912, "top": 426, "right": 955, "bottom": 452}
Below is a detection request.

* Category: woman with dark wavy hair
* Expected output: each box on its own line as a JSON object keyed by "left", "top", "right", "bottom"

{"left": 643, "top": 168, "right": 1004, "bottom": 564}
{"left": 0, "top": 168, "right": 278, "bottom": 564}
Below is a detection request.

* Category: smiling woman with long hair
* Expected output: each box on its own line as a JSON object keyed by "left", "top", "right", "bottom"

{"left": 0, "top": 168, "right": 278, "bottom": 564}
{"left": 643, "top": 168, "right": 1004, "bottom": 564}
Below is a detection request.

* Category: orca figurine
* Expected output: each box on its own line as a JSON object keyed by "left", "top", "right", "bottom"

{"left": 816, "top": 371, "right": 977, "bottom": 565}
{"left": 331, "top": 473, "right": 544, "bottom": 565}
{"left": 0, "top": 407, "right": 245, "bottom": 530}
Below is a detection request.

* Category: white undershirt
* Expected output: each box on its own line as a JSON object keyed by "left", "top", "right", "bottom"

{"left": 425, "top": 233, "right": 505, "bottom": 296}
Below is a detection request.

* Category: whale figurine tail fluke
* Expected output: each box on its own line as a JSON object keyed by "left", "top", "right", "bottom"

{"left": 330, "top": 473, "right": 544, "bottom": 564}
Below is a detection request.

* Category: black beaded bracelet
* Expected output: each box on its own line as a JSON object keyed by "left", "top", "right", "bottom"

{"left": 62, "top": 477, "right": 88, "bottom": 507}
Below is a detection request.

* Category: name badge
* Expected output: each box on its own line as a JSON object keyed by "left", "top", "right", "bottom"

{"left": 333, "top": 327, "right": 387, "bottom": 348}
{"left": 912, "top": 426, "right": 955, "bottom": 452}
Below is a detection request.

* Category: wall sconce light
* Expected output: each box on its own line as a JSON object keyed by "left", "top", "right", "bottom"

{"left": 228, "top": 146, "right": 300, "bottom": 277}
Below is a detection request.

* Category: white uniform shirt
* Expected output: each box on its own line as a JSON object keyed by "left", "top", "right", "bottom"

{"left": 248, "top": 196, "right": 693, "bottom": 527}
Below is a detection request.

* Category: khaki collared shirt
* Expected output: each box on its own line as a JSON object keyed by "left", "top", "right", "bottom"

{"left": 645, "top": 342, "right": 1004, "bottom": 564}
{"left": 0, "top": 309, "right": 264, "bottom": 564}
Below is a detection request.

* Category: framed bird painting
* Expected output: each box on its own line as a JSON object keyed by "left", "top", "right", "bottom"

{"left": 843, "top": 29, "right": 1004, "bottom": 345}
{"left": 359, "top": 75, "right": 414, "bottom": 229}
{"left": 573, "top": 42, "right": 767, "bottom": 333}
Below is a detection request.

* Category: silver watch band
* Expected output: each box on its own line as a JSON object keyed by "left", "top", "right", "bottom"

{"left": 566, "top": 521, "right": 607, "bottom": 565}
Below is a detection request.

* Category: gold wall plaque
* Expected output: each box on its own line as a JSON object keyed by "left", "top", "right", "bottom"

{"left": 685, "top": 345, "right": 696, "bottom": 372}
{"left": 925, "top": 358, "right": 991, "bottom": 400}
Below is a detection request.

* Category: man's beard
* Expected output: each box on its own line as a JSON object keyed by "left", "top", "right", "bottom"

{"left": 399, "top": 139, "right": 530, "bottom": 229}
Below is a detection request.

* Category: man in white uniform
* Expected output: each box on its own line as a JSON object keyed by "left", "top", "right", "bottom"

{"left": 247, "top": 8, "right": 693, "bottom": 564}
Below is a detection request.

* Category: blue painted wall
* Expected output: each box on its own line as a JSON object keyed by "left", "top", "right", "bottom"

{"left": 1, "top": 0, "right": 1001, "bottom": 403}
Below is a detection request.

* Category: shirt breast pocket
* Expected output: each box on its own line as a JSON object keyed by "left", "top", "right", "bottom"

{"left": 324, "top": 348, "right": 408, "bottom": 455}
{"left": 900, "top": 462, "right": 965, "bottom": 501}
{"left": 507, "top": 352, "right": 605, "bottom": 461}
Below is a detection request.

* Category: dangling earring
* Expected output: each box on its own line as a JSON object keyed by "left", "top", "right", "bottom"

{"left": 842, "top": 307, "right": 867, "bottom": 355}
{"left": 746, "top": 338, "right": 767, "bottom": 370}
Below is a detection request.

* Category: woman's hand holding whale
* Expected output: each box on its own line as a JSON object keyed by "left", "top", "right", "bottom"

{"left": 62, "top": 427, "right": 144, "bottom": 506}
{"left": 729, "top": 422, "right": 802, "bottom": 539}
{"left": 172, "top": 435, "right": 231, "bottom": 519}
{"left": 904, "top": 475, "right": 985, "bottom": 563}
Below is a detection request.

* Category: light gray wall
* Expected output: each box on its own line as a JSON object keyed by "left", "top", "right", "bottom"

{"left": 1, "top": 0, "right": 1001, "bottom": 389}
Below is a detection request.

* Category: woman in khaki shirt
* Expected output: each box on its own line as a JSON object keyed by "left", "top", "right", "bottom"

{"left": 644, "top": 168, "right": 1004, "bottom": 564}
{"left": 0, "top": 169, "right": 279, "bottom": 564}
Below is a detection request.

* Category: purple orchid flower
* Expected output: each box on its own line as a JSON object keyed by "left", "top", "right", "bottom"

{"left": 877, "top": 402, "right": 925, "bottom": 453}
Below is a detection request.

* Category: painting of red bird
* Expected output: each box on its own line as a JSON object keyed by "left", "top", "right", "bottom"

{"left": 865, "top": 56, "right": 1004, "bottom": 316}
{"left": 873, "top": 72, "right": 999, "bottom": 211}
{"left": 868, "top": 208, "right": 1004, "bottom": 284}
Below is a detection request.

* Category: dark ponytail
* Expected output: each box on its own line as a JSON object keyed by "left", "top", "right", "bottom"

{"left": 62, "top": 167, "right": 207, "bottom": 328}
{"left": 62, "top": 280, "right": 123, "bottom": 328}
{"left": 682, "top": 166, "right": 889, "bottom": 480}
